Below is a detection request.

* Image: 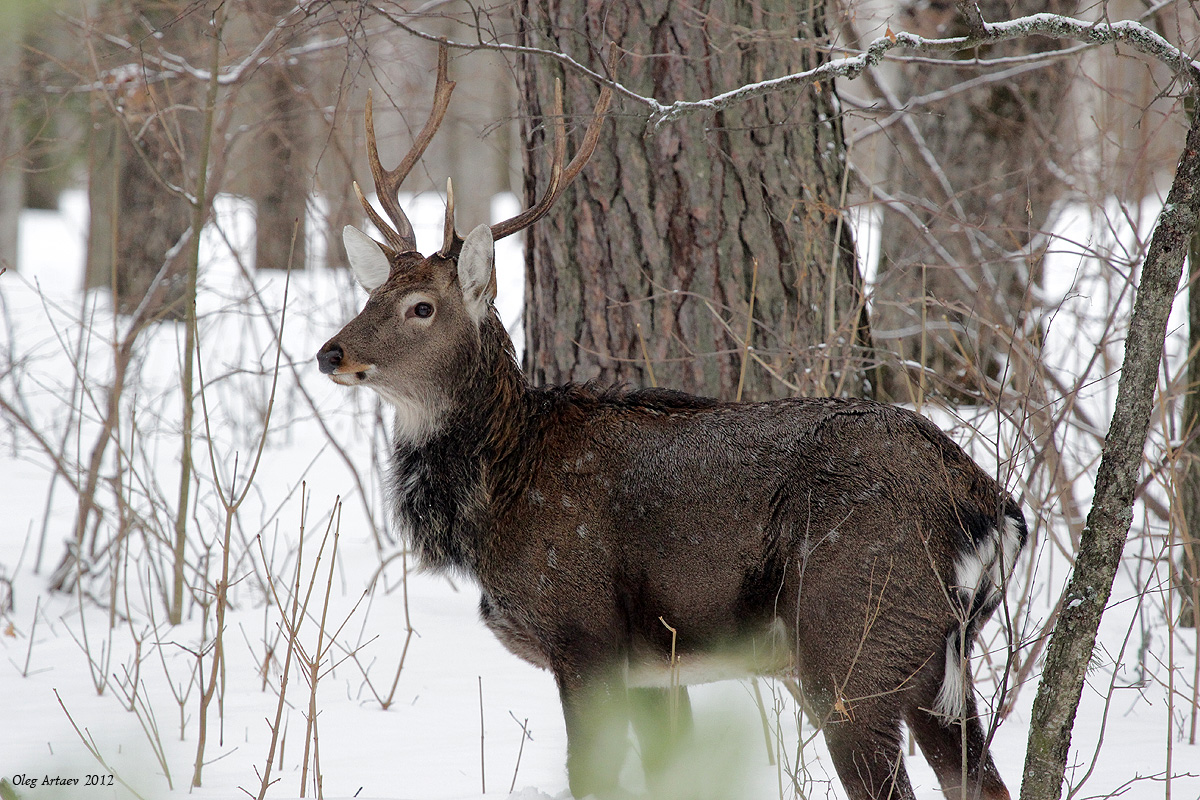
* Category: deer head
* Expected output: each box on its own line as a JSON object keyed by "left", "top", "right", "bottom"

{"left": 315, "top": 45, "right": 612, "bottom": 441}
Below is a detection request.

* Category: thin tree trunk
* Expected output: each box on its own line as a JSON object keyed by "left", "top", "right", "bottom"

{"left": 1179, "top": 226, "right": 1200, "bottom": 628}
{"left": 84, "top": 0, "right": 202, "bottom": 318}
{"left": 516, "top": 0, "right": 872, "bottom": 401}
{"left": 0, "top": 15, "right": 23, "bottom": 272}
{"left": 171, "top": 3, "right": 225, "bottom": 627}
{"left": 1020, "top": 97, "right": 1200, "bottom": 800}
{"left": 314, "top": 91, "right": 358, "bottom": 273}
{"left": 251, "top": 0, "right": 308, "bottom": 272}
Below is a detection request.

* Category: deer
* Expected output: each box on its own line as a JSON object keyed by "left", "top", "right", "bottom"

{"left": 316, "top": 46, "right": 1026, "bottom": 800}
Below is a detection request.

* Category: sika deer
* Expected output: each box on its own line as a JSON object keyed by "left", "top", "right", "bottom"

{"left": 317, "top": 46, "right": 1026, "bottom": 800}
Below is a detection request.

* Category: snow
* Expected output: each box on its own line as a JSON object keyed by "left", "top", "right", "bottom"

{"left": 1, "top": 191, "right": 1198, "bottom": 800}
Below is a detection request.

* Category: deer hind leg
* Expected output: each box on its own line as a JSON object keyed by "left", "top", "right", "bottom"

{"left": 820, "top": 700, "right": 916, "bottom": 800}
{"left": 905, "top": 641, "right": 1010, "bottom": 800}
{"left": 906, "top": 698, "right": 1009, "bottom": 800}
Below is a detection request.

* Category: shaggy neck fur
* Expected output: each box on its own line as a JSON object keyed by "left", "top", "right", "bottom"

{"left": 388, "top": 312, "right": 530, "bottom": 573}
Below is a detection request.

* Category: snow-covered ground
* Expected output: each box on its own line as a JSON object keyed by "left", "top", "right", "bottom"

{"left": 0, "top": 191, "right": 1197, "bottom": 800}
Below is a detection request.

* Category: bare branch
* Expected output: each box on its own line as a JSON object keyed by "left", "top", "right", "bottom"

{"left": 645, "top": 14, "right": 1200, "bottom": 129}
{"left": 379, "top": 12, "right": 1199, "bottom": 133}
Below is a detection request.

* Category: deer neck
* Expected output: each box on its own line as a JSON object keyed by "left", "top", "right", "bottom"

{"left": 388, "top": 314, "right": 530, "bottom": 573}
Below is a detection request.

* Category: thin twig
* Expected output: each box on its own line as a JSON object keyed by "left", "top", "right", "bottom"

{"left": 478, "top": 676, "right": 486, "bottom": 795}
{"left": 54, "top": 689, "right": 151, "bottom": 800}
{"left": 508, "top": 712, "right": 531, "bottom": 793}
{"left": 735, "top": 259, "right": 758, "bottom": 403}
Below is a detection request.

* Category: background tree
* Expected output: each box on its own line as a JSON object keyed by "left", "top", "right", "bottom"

{"left": 426, "top": 14, "right": 518, "bottom": 235}
{"left": 0, "top": 13, "right": 22, "bottom": 273}
{"left": 1022, "top": 95, "right": 1200, "bottom": 800}
{"left": 246, "top": 0, "right": 311, "bottom": 272}
{"left": 3, "top": 1, "right": 1200, "bottom": 796}
{"left": 515, "top": 0, "right": 873, "bottom": 401}
{"left": 1180, "top": 209, "right": 1200, "bottom": 627}
{"left": 83, "top": 0, "right": 208, "bottom": 318}
{"left": 871, "top": 0, "right": 1077, "bottom": 403}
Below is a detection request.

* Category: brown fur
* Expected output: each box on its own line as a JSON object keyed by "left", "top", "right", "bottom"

{"left": 318, "top": 243, "right": 1023, "bottom": 800}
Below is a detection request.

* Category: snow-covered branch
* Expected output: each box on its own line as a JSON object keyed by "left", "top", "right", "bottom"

{"left": 385, "top": 11, "right": 1199, "bottom": 132}
{"left": 66, "top": 2, "right": 345, "bottom": 94}
{"left": 377, "top": 14, "right": 657, "bottom": 112}
{"left": 646, "top": 13, "right": 1199, "bottom": 128}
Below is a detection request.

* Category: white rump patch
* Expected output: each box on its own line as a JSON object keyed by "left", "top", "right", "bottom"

{"left": 937, "top": 514, "right": 1025, "bottom": 721}
{"left": 952, "top": 515, "right": 1024, "bottom": 610}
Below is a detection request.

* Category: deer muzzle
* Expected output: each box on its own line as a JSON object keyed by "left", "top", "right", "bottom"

{"left": 316, "top": 341, "right": 373, "bottom": 382}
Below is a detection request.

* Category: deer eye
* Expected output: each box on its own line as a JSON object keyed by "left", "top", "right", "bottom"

{"left": 410, "top": 301, "right": 435, "bottom": 319}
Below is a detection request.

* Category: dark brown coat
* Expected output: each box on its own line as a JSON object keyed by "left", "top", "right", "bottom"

{"left": 318, "top": 225, "right": 1024, "bottom": 800}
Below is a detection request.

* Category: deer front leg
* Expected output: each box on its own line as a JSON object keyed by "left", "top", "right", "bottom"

{"left": 628, "top": 685, "right": 694, "bottom": 783}
{"left": 555, "top": 664, "right": 632, "bottom": 799}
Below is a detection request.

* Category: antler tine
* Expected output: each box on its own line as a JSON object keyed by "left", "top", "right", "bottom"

{"left": 438, "top": 177, "right": 458, "bottom": 257}
{"left": 491, "top": 71, "right": 615, "bottom": 242}
{"left": 353, "top": 180, "right": 401, "bottom": 254}
{"left": 360, "top": 43, "right": 457, "bottom": 253}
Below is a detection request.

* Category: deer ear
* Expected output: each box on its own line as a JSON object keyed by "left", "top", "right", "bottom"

{"left": 458, "top": 224, "right": 496, "bottom": 324}
{"left": 343, "top": 225, "right": 391, "bottom": 291}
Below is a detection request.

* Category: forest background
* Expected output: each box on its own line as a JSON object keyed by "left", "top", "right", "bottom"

{"left": 2, "top": 1, "right": 1200, "bottom": 799}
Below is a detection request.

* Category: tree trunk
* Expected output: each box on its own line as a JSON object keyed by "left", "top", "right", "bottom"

{"left": 85, "top": 100, "right": 193, "bottom": 316}
{"left": 1179, "top": 227, "right": 1200, "bottom": 628}
{"left": 249, "top": 0, "right": 309, "bottom": 272}
{"left": 312, "top": 68, "right": 358, "bottom": 274}
{"left": 873, "top": 0, "right": 1076, "bottom": 403}
{"left": 84, "top": 1, "right": 202, "bottom": 318}
{"left": 516, "top": 0, "right": 872, "bottom": 401}
{"left": 1019, "top": 98, "right": 1200, "bottom": 800}
{"left": 0, "top": 16, "right": 22, "bottom": 273}
{"left": 427, "top": 14, "right": 517, "bottom": 235}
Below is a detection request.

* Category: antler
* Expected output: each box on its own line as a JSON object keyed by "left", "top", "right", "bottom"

{"left": 439, "top": 177, "right": 456, "bottom": 257}
{"left": 357, "top": 43, "right": 613, "bottom": 255}
{"left": 489, "top": 70, "right": 615, "bottom": 242}
{"left": 356, "top": 43, "right": 456, "bottom": 254}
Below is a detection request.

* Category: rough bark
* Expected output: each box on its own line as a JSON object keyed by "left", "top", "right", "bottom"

{"left": 1020, "top": 98, "right": 1200, "bottom": 800}
{"left": 251, "top": 39, "right": 309, "bottom": 271}
{"left": 1180, "top": 227, "right": 1200, "bottom": 628}
{"left": 84, "top": 1, "right": 202, "bottom": 317}
{"left": 873, "top": 0, "right": 1076, "bottom": 402}
{"left": 516, "top": 0, "right": 872, "bottom": 401}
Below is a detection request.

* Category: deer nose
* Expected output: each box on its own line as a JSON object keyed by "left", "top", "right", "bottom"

{"left": 317, "top": 343, "right": 343, "bottom": 374}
